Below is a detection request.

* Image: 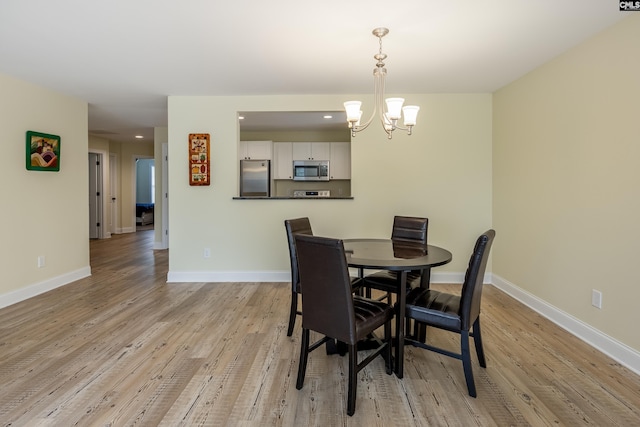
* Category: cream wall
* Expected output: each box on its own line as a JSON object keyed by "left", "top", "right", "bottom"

{"left": 493, "top": 15, "right": 640, "bottom": 353}
{"left": 167, "top": 94, "right": 492, "bottom": 280}
{"left": 0, "top": 73, "right": 90, "bottom": 307}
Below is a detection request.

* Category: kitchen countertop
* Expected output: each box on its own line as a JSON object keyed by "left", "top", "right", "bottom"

{"left": 233, "top": 196, "right": 354, "bottom": 200}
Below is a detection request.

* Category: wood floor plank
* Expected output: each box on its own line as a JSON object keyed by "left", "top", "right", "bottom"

{"left": 1, "top": 231, "right": 639, "bottom": 425}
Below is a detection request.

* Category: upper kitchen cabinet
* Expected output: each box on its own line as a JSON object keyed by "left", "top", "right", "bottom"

{"left": 292, "top": 142, "right": 330, "bottom": 161}
{"left": 239, "top": 140, "right": 272, "bottom": 160}
{"left": 329, "top": 142, "right": 351, "bottom": 180}
{"left": 273, "top": 142, "right": 293, "bottom": 179}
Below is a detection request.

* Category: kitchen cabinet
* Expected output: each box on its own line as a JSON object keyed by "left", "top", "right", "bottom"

{"left": 329, "top": 142, "right": 351, "bottom": 179}
{"left": 292, "top": 142, "right": 330, "bottom": 161}
{"left": 273, "top": 142, "right": 293, "bottom": 179}
{"left": 274, "top": 141, "right": 351, "bottom": 181}
{"left": 239, "top": 140, "right": 272, "bottom": 160}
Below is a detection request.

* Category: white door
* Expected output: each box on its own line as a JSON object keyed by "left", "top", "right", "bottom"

{"left": 88, "top": 153, "right": 103, "bottom": 239}
{"left": 162, "top": 143, "right": 169, "bottom": 248}
{"left": 109, "top": 154, "right": 118, "bottom": 235}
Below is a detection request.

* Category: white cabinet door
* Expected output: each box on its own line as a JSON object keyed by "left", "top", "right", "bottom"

{"left": 311, "top": 142, "right": 330, "bottom": 161}
{"left": 292, "top": 142, "right": 330, "bottom": 160}
{"left": 239, "top": 141, "right": 272, "bottom": 160}
{"left": 291, "top": 142, "right": 311, "bottom": 160}
{"left": 330, "top": 142, "right": 351, "bottom": 179}
{"left": 273, "top": 142, "right": 293, "bottom": 179}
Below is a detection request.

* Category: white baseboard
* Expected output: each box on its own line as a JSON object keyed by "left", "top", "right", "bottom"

{"left": 153, "top": 242, "right": 167, "bottom": 250}
{"left": 0, "top": 266, "right": 91, "bottom": 309}
{"left": 492, "top": 274, "right": 640, "bottom": 376}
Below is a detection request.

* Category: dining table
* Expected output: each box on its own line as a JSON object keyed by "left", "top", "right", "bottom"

{"left": 343, "top": 238, "right": 453, "bottom": 378}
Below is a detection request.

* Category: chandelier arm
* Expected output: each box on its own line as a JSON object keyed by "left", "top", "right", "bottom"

{"left": 353, "top": 110, "right": 375, "bottom": 133}
{"left": 351, "top": 70, "right": 381, "bottom": 133}
{"left": 376, "top": 71, "right": 394, "bottom": 138}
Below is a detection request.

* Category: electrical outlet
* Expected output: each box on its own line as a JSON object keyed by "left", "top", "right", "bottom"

{"left": 591, "top": 289, "right": 602, "bottom": 309}
{"left": 203, "top": 248, "right": 211, "bottom": 258}
{"left": 37, "top": 255, "right": 45, "bottom": 268}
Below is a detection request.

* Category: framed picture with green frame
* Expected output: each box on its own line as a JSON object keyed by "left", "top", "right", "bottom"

{"left": 26, "top": 130, "right": 60, "bottom": 172}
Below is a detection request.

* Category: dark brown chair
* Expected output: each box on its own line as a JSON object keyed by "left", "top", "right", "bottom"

{"left": 363, "top": 216, "right": 429, "bottom": 303}
{"left": 284, "top": 217, "right": 362, "bottom": 336}
{"left": 284, "top": 217, "right": 313, "bottom": 336}
{"left": 402, "top": 229, "right": 495, "bottom": 397}
{"left": 294, "top": 234, "right": 393, "bottom": 416}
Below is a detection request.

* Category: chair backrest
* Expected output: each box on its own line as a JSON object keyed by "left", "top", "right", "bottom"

{"left": 391, "top": 216, "right": 428, "bottom": 244}
{"left": 284, "top": 217, "right": 313, "bottom": 293}
{"left": 459, "top": 229, "right": 496, "bottom": 329}
{"left": 294, "top": 234, "right": 356, "bottom": 344}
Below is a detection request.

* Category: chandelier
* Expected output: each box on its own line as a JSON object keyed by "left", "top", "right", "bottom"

{"left": 344, "top": 27, "right": 420, "bottom": 139}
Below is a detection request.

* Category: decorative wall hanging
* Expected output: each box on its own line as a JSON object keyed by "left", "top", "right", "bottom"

{"left": 189, "top": 133, "right": 210, "bottom": 185}
{"left": 26, "top": 130, "right": 60, "bottom": 171}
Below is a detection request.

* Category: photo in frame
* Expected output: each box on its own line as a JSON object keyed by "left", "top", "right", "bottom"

{"left": 26, "top": 130, "right": 60, "bottom": 171}
{"left": 189, "top": 133, "right": 210, "bottom": 185}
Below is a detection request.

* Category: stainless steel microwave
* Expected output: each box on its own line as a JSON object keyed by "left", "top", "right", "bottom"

{"left": 293, "top": 160, "right": 329, "bottom": 181}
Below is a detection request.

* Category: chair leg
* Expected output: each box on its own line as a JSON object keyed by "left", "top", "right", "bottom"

{"left": 461, "top": 330, "right": 477, "bottom": 397}
{"left": 347, "top": 344, "right": 358, "bottom": 416}
{"left": 287, "top": 291, "right": 298, "bottom": 337}
{"left": 472, "top": 318, "right": 487, "bottom": 368}
{"left": 405, "top": 317, "right": 413, "bottom": 339}
{"left": 296, "top": 328, "right": 310, "bottom": 390}
{"left": 415, "top": 323, "right": 427, "bottom": 343}
{"left": 384, "top": 321, "right": 393, "bottom": 375}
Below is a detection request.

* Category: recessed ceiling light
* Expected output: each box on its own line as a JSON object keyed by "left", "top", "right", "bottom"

{"left": 135, "top": 135, "right": 144, "bottom": 139}
{"left": 238, "top": 116, "right": 245, "bottom": 120}
{"left": 323, "top": 115, "right": 333, "bottom": 119}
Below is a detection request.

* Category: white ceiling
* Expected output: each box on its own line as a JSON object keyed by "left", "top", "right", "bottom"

{"left": 0, "top": 1, "right": 628, "bottom": 143}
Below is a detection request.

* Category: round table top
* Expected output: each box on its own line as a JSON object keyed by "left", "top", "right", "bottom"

{"left": 343, "top": 238, "right": 452, "bottom": 271}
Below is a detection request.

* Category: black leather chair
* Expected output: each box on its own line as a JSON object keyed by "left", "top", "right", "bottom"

{"left": 284, "top": 218, "right": 313, "bottom": 336}
{"left": 363, "top": 216, "right": 429, "bottom": 304}
{"left": 294, "top": 234, "right": 393, "bottom": 416}
{"left": 402, "top": 229, "right": 495, "bottom": 397}
{"left": 284, "top": 217, "right": 361, "bottom": 336}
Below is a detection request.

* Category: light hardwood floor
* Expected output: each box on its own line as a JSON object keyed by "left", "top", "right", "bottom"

{"left": 1, "top": 231, "right": 639, "bottom": 426}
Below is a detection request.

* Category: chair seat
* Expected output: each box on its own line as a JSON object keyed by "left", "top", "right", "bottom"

{"left": 353, "top": 295, "right": 395, "bottom": 342}
{"left": 404, "top": 287, "right": 461, "bottom": 331}
{"left": 295, "top": 276, "right": 363, "bottom": 294}
{"left": 362, "top": 270, "right": 422, "bottom": 294}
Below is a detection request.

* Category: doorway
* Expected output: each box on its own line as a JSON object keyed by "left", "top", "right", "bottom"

{"left": 135, "top": 158, "right": 155, "bottom": 231}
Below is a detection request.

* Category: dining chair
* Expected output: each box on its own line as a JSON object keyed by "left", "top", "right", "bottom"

{"left": 402, "top": 229, "right": 495, "bottom": 397}
{"left": 284, "top": 217, "right": 313, "bottom": 336}
{"left": 284, "top": 217, "right": 361, "bottom": 336}
{"left": 363, "top": 216, "right": 429, "bottom": 304}
{"left": 294, "top": 233, "right": 393, "bottom": 416}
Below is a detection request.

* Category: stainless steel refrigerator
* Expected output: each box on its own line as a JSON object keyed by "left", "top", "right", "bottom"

{"left": 240, "top": 159, "right": 270, "bottom": 197}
